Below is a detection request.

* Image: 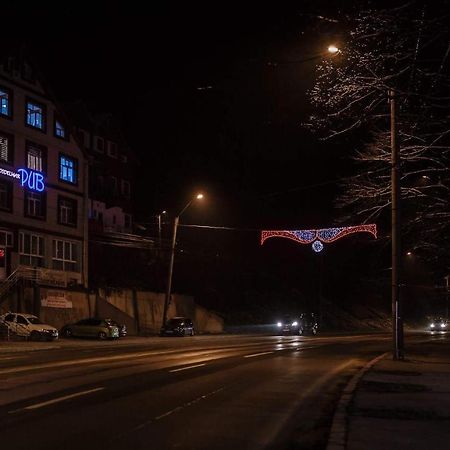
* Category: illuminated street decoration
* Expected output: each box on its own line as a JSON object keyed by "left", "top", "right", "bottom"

{"left": 261, "top": 224, "right": 377, "bottom": 252}
{"left": 0, "top": 167, "right": 45, "bottom": 192}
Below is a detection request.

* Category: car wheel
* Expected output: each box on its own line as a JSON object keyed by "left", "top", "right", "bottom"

{"left": 63, "top": 328, "right": 73, "bottom": 338}
{"left": 98, "top": 331, "right": 107, "bottom": 340}
{"left": 299, "top": 328, "right": 304, "bottom": 335}
{"left": 30, "top": 331, "right": 41, "bottom": 341}
{"left": 312, "top": 328, "right": 317, "bottom": 335}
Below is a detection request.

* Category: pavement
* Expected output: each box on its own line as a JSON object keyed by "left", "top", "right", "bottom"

{"left": 329, "top": 334, "right": 450, "bottom": 450}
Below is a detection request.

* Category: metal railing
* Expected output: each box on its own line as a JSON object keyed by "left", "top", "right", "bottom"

{"left": 0, "top": 266, "right": 41, "bottom": 305}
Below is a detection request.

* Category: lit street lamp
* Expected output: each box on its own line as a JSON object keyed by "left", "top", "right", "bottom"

{"left": 162, "top": 193, "right": 204, "bottom": 328}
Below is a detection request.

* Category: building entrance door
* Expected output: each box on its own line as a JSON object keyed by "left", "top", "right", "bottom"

{"left": 0, "top": 247, "right": 6, "bottom": 280}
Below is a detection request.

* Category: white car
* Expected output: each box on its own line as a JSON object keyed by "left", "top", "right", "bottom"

{"left": 0, "top": 313, "right": 59, "bottom": 341}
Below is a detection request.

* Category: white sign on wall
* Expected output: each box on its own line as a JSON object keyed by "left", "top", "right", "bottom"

{"left": 41, "top": 290, "right": 73, "bottom": 309}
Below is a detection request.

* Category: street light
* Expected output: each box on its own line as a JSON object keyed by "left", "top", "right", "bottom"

{"left": 157, "top": 210, "right": 167, "bottom": 250}
{"left": 327, "top": 45, "right": 340, "bottom": 54}
{"left": 162, "top": 193, "right": 205, "bottom": 329}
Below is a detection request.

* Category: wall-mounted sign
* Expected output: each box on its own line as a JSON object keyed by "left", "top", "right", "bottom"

{"left": 0, "top": 166, "right": 45, "bottom": 192}
{"left": 41, "top": 290, "right": 73, "bottom": 309}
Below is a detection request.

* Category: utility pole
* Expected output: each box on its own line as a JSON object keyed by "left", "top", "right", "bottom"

{"left": 389, "top": 88, "right": 404, "bottom": 360}
{"left": 162, "top": 216, "right": 178, "bottom": 329}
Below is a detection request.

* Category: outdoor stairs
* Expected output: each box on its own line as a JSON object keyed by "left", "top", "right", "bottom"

{"left": 0, "top": 267, "right": 41, "bottom": 307}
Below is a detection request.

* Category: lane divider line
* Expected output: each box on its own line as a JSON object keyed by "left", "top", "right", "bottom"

{"left": 244, "top": 351, "right": 274, "bottom": 358}
{"left": 169, "top": 363, "right": 206, "bottom": 373}
{"left": 8, "top": 387, "right": 105, "bottom": 414}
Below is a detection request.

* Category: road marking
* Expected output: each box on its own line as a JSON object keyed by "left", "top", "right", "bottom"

{"left": 169, "top": 363, "right": 206, "bottom": 373}
{"left": 8, "top": 387, "right": 104, "bottom": 413}
{"left": 244, "top": 351, "right": 274, "bottom": 358}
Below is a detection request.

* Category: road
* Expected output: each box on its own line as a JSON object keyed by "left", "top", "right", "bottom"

{"left": 0, "top": 332, "right": 440, "bottom": 450}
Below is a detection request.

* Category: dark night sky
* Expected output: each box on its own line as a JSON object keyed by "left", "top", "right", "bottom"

{"left": 2, "top": 2, "right": 393, "bottom": 319}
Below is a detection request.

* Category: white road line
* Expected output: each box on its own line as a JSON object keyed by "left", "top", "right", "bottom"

{"left": 169, "top": 363, "right": 206, "bottom": 373}
{"left": 244, "top": 351, "right": 274, "bottom": 358}
{"left": 8, "top": 387, "right": 104, "bottom": 413}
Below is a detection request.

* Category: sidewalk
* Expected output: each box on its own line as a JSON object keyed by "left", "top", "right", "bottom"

{"left": 346, "top": 338, "right": 450, "bottom": 449}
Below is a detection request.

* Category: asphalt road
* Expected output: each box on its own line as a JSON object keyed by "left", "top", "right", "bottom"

{"left": 0, "top": 332, "right": 438, "bottom": 450}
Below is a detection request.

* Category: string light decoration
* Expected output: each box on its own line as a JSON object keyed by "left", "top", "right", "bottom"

{"left": 261, "top": 224, "right": 377, "bottom": 252}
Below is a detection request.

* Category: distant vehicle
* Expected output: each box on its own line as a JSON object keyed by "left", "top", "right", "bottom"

{"left": 160, "top": 317, "right": 195, "bottom": 336}
{"left": 105, "top": 319, "right": 127, "bottom": 337}
{"left": 428, "top": 317, "right": 448, "bottom": 332}
{"left": 276, "top": 313, "right": 318, "bottom": 336}
{"left": 0, "top": 313, "right": 58, "bottom": 341}
{"left": 61, "top": 318, "right": 120, "bottom": 340}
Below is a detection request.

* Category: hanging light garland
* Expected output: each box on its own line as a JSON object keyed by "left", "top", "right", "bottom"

{"left": 261, "top": 224, "right": 377, "bottom": 252}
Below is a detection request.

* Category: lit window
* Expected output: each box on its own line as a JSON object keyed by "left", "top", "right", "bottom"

{"left": 0, "top": 132, "right": 13, "bottom": 164}
{"left": 0, "top": 87, "right": 11, "bottom": 117}
{"left": 55, "top": 119, "right": 66, "bottom": 139}
{"left": 59, "top": 155, "right": 77, "bottom": 184}
{"left": 26, "top": 142, "right": 45, "bottom": 172}
{"left": 26, "top": 100, "right": 45, "bottom": 130}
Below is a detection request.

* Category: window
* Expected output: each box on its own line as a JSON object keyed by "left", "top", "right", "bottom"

{"left": 77, "top": 129, "right": 90, "bottom": 149}
{"left": 121, "top": 180, "right": 130, "bottom": 197}
{"left": 52, "top": 239, "right": 79, "bottom": 272}
{"left": 0, "top": 131, "right": 13, "bottom": 164}
{"left": 107, "top": 141, "right": 118, "bottom": 158}
{"left": 19, "top": 232, "right": 45, "bottom": 267}
{"left": 0, "top": 180, "right": 13, "bottom": 212}
{"left": 24, "top": 190, "right": 46, "bottom": 219}
{"left": 26, "top": 141, "right": 46, "bottom": 173}
{"left": 59, "top": 154, "right": 77, "bottom": 184}
{"left": 58, "top": 196, "right": 77, "bottom": 226}
{"left": 0, "top": 230, "right": 13, "bottom": 247}
{"left": 0, "top": 86, "right": 12, "bottom": 118}
{"left": 95, "top": 136, "right": 104, "bottom": 152}
{"left": 120, "top": 154, "right": 128, "bottom": 163}
{"left": 54, "top": 119, "right": 66, "bottom": 139}
{"left": 110, "top": 176, "right": 118, "bottom": 193}
{"left": 26, "top": 99, "right": 46, "bottom": 130}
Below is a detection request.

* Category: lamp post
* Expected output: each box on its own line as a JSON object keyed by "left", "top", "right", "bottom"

{"left": 157, "top": 210, "right": 167, "bottom": 250}
{"left": 161, "top": 194, "right": 204, "bottom": 329}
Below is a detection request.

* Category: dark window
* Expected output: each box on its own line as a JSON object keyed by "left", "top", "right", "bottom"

{"left": 95, "top": 137, "right": 104, "bottom": 152}
{"left": 107, "top": 141, "right": 118, "bottom": 158}
{"left": 26, "top": 99, "right": 46, "bottom": 130}
{"left": 26, "top": 141, "right": 46, "bottom": 173}
{"left": 0, "top": 86, "right": 12, "bottom": 117}
{"left": 16, "top": 315, "right": 28, "bottom": 325}
{"left": 59, "top": 154, "right": 77, "bottom": 184}
{"left": 19, "top": 232, "right": 45, "bottom": 266}
{"left": 54, "top": 118, "right": 66, "bottom": 139}
{"left": 0, "top": 179, "right": 13, "bottom": 212}
{"left": 0, "top": 131, "right": 14, "bottom": 164}
{"left": 52, "top": 239, "right": 78, "bottom": 271}
{"left": 4, "top": 314, "right": 14, "bottom": 322}
{"left": 58, "top": 196, "right": 77, "bottom": 226}
{"left": 121, "top": 180, "right": 130, "bottom": 197}
{"left": 24, "top": 190, "right": 46, "bottom": 219}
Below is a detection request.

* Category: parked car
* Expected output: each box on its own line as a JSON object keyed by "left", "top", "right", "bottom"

{"left": 0, "top": 313, "right": 58, "bottom": 341}
{"left": 160, "top": 317, "right": 195, "bottom": 336}
{"left": 276, "top": 313, "right": 318, "bottom": 336}
{"left": 104, "top": 319, "right": 127, "bottom": 337}
{"left": 61, "top": 318, "right": 120, "bottom": 340}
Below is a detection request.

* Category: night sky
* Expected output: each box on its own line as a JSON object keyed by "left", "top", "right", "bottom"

{"left": 2, "top": 2, "right": 396, "bottom": 320}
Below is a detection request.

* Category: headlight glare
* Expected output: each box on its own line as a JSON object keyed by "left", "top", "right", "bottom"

{"left": 277, "top": 322, "right": 282, "bottom": 327}
{"left": 292, "top": 321, "right": 298, "bottom": 326}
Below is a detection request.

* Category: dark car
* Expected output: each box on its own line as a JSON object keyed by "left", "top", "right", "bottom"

{"left": 276, "top": 313, "right": 318, "bottom": 336}
{"left": 160, "top": 317, "right": 195, "bottom": 336}
{"left": 105, "top": 319, "right": 127, "bottom": 337}
{"left": 61, "top": 318, "right": 120, "bottom": 340}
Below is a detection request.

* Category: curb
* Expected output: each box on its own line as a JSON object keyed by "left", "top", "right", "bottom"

{"left": 326, "top": 352, "right": 388, "bottom": 450}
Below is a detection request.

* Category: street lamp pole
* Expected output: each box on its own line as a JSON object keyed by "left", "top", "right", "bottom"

{"left": 389, "top": 88, "right": 404, "bottom": 360}
{"left": 161, "top": 195, "right": 204, "bottom": 329}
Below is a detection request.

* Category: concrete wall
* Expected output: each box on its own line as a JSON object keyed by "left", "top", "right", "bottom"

{"left": 1, "top": 286, "right": 224, "bottom": 335}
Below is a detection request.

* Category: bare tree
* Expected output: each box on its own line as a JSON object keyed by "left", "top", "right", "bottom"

{"left": 309, "top": 1, "right": 450, "bottom": 273}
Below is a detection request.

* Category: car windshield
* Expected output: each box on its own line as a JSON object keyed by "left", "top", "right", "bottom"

{"left": 167, "top": 319, "right": 184, "bottom": 325}
{"left": 27, "top": 317, "right": 43, "bottom": 324}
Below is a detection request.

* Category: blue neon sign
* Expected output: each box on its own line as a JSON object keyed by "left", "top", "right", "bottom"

{"left": 17, "top": 168, "right": 45, "bottom": 192}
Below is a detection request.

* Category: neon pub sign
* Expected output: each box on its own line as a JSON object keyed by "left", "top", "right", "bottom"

{"left": 0, "top": 167, "right": 45, "bottom": 192}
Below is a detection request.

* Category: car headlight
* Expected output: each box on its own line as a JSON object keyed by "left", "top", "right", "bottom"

{"left": 441, "top": 323, "right": 446, "bottom": 328}
{"left": 292, "top": 321, "right": 298, "bottom": 326}
{"left": 277, "top": 322, "right": 282, "bottom": 327}
{"left": 430, "top": 323, "right": 435, "bottom": 328}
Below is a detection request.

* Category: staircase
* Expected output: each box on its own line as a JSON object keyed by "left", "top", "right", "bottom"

{"left": 0, "top": 267, "right": 41, "bottom": 307}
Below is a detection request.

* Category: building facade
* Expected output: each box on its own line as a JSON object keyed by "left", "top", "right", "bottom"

{"left": 0, "top": 59, "right": 88, "bottom": 288}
